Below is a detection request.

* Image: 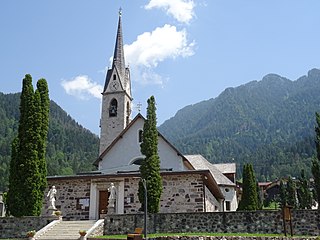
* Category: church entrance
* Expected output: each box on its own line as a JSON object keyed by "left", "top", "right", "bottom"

{"left": 98, "top": 190, "right": 110, "bottom": 218}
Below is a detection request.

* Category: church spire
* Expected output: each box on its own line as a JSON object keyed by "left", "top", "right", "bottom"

{"left": 99, "top": 9, "right": 132, "bottom": 155}
{"left": 112, "top": 8, "right": 125, "bottom": 78}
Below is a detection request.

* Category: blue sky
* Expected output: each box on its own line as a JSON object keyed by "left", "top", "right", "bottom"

{"left": 1, "top": 1, "right": 320, "bottom": 135}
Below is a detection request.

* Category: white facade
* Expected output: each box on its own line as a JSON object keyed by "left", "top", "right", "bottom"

{"left": 221, "top": 186, "right": 238, "bottom": 211}
{"left": 98, "top": 115, "right": 185, "bottom": 172}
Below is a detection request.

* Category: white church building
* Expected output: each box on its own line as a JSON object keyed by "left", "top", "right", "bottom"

{"left": 43, "top": 11, "right": 237, "bottom": 220}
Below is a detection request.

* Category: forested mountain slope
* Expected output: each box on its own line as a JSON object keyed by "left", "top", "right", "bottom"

{"left": 0, "top": 92, "right": 99, "bottom": 191}
{"left": 159, "top": 69, "right": 320, "bottom": 181}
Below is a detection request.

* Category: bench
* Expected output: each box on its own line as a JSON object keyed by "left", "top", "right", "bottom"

{"left": 127, "top": 228, "right": 143, "bottom": 240}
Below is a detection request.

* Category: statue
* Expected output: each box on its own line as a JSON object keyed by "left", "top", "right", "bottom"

{"left": 108, "top": 183, "right": 117, "bottom": 208}
{"left": 47, "top": 186, "right": 57, "bottom": 210}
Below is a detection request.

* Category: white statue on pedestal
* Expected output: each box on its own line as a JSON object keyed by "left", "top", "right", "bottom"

{"left": 47, "top": 186, "right": 57, "bottom": 210}
{"left": 108, "top": 183, "right": 117, "bottom": 209}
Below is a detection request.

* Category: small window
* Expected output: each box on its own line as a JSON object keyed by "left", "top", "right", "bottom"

{"left": 131, "top": 158, "right": 144, "bottom": 165}
{"left": 225, "top": 188, "right": 230, "bottom": 193}
{"left": 126, "top": 102, "right": 131, "bottom": 126}
{"left": 226, "top": 201, "right": 231, "bottom": 211}
{"left": 109, "top": 99, "right": 118, "bottom": 117}
{"left": 113, "top": 74, "right": 116, "bottom": 80}
{"left": 138, "top": 130, "right": 143, "bottom": 143}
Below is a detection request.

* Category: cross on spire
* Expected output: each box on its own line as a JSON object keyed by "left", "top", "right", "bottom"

{"left": 136, "top": 102, "right": 142, "bottom": 112}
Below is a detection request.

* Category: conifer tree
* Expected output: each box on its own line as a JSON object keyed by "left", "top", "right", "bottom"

{"left": 237, "top": 163, "right": 258, "bottom": 210}
{"left": 7, "top": 74, "right": 49, "bottom": 216}
{"left": 138, "top": 96, "right": 162, "bottom": 213}
{"left": 312, "top": 112, "right": 320, "bottom": 209}
{"left": 36, "top": 79, "right": 49, "bottom": 192}
{"left": 297, "top": 169, "right": 312, "bottom": 209}
{"left": 279, "top": 179, "right": 287, "bottom": 207}
{"left": 256, "top": 182, "right": 263, "bottom": 210}
{"left": 286, "top": 176, "right": 297, "bottom": 208}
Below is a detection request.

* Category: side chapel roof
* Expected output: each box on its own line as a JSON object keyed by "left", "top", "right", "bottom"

{"left": 214, "top": 163, "right": 236, "bottom": 174}
{"left": 184, "top": 155, "right": 235, "bottom": 187}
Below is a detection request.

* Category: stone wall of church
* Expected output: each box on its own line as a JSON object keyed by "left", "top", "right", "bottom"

{"left": 123, "top": 177, "right": 140, "bottom": 213}
{"left": 161, "top": 174, "right": 204, "bottom": 213}
{"left": 123, "top": 174, "right": 205, "bottom": 214}
{"left": 104, "top": 210, "right": 320, "bottom": 236}
{"left": 42, "top": 178, "right": 91, "bottom": 220}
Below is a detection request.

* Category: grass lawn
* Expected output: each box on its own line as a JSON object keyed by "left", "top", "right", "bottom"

{"left": 263, "top": 201, "right": 280, "bottom": 210}
{"left": 93, "top": 232, "right": 311, "bottom": 239}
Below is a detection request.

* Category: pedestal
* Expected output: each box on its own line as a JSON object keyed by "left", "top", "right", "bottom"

{"left": 107, "top": 205, "right": 115, "bottom": 214}
{"left": 107, "top": 199, "right": 116, "bottom": 214}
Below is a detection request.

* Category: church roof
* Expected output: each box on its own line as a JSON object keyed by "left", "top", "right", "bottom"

{"left": 184, "top": 155, "right": 235, "bottom": 187}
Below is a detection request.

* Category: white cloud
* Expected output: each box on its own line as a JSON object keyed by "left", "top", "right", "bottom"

{"left": 133, "top": 67, "right": 168, "bottom": 86}
{"left": 61, "top": 75, "right": 103, "bottom": 99}
{"left": 124, "top": 24, "right": 195, "bottom": 85}
{"left": 125, "top": 24, "right": 194, "bottom": 68}
{"left": 145, "top": 0, "right": 195, "bottom": 24}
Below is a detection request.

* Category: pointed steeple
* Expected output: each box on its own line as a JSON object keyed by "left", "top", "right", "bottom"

{"left": 112, "top": 8, "right": 126, "bottom": 78}
{"left": 99, "top": 9, "right": 132, "bottom": 155}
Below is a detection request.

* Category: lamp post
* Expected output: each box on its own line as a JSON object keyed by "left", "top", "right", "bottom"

{"left": 142, "top": 179, "right": 147, "bottom": 239}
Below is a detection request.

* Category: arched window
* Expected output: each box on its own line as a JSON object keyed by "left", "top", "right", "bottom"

{"left": 113, "top": 74, "right": 116, "bottom": 80}
{"left": 109, "top": 99, "right": 118, "bottom": 117}
{"left": 138, "top": 129, "right": 143, "bottom": 143}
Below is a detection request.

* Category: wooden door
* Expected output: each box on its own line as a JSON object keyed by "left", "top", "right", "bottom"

{"left": 99, "top": 190, "right": 109, "bottom": 214}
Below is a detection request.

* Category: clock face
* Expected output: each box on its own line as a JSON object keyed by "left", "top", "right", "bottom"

{"left": 110, "top": 81, "right": 119, "bottom": 91}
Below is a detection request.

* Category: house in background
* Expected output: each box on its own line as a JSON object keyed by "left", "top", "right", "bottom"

{"left": 43, "top": 11, "right": 237, "bottom": 220}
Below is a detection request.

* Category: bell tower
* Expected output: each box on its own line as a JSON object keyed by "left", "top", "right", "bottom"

{"left": 99, "top": 9, "right": 132, "bottom": 155}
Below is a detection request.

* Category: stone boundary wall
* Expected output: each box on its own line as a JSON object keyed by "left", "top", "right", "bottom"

{"left": 142, "top": 236, "right": 315, "bottom": 240}
{"left": 104, "top": 210, "right": 320, "bottom": 236}
{"left": 0, "top": 216, "right": 57, "bottom": 239}
{"left": 89, "top": 237, "right": 316, "bottom": 240}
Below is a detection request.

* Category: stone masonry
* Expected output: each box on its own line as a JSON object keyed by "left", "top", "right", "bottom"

{"left": 42, "top": 178, "right": 91, "bottom": 220}
{"left": 123, "top": 174, "right": 214, "bottom": 214}
{"left": 43, "top": 172, "right": 218, "bottom": 220}
{"left": 104, "top": 210, "right": 320, "bottom": 236}
{"left": 0, "top": 216, "right": 56, "bottom": 239}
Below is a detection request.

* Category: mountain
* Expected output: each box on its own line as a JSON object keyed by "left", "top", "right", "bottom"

{"left": 0, "top": 92, "right": 99, "bottom": 191}
{"left": 158, "top": 69, "right": 320, "bottom": 181}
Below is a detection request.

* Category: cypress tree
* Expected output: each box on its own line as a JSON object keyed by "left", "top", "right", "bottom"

{"left": 7, "top": 137, "right": 22, "bottom": 216}
{"left": 312, "top": 112, "right": 320, "bottom": 209}
{"left": 256, "top": 182, "right": 263, "bottom": 210}
{"left": 36, "top": 79, "right": 49, "bottom": 192}
{"left": 237, "top": 163, "right": 258, "bottom": 210}
{"left": 297, "top": 169, "right": 312, "bottom": 209}
{"left": 7, "top": 74, "right": 49, "bottom": 216}
{"left": 279, "top": 179, "right": 287, "bottom": 208}
{"left": 286, "top": 176, "right": 297, "bottom": 208}
{"left": 138, "top": 96, "right": 162, "bottom": 213}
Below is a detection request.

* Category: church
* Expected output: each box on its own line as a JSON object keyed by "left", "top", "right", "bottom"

{"left": 43, "top": 11, "right": 237, "bottom": 220}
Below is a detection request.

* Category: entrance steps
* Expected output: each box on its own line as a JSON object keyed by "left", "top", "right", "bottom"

{"left": 35, "top": 220, "right": 98, "bottom": 240}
